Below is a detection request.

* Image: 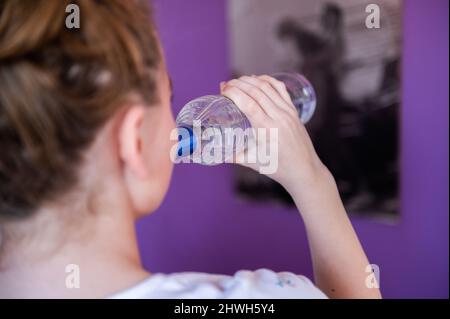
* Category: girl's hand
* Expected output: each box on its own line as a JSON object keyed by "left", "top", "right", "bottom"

{"left": 221, "top": 76, "right": 381, "bottom": 299}
{"left": 220, "top": 75, "right": 330, "bottom": 193}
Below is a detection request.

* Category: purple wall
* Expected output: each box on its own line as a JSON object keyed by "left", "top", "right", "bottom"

{"left": 137, "top": 0, "right": 449, "bottom": 298}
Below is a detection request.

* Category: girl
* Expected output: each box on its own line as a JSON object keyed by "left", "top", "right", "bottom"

{"left": 0, "top": 0, "right": 381, "bottom": 299}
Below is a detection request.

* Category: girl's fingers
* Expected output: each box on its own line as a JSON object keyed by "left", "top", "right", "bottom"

{"left": 221, "top": 83, "right": 269, "bottom": 127}
{"left": 239, "top": 75, "right": 294, "bottom": 117}
{"left": 227, "top": 78, "right": 280, "bottom": 119}
{"left": 258, "top": 75, "right": 298, "bottom": 116}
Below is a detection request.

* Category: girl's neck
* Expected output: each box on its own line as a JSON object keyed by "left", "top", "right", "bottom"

{"left": 0, "top": 204, "right": 149, "bottom": 298}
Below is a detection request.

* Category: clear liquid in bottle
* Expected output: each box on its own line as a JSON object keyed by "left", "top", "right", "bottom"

{"left": 176, "top": 72, "right": 316, "bottom": 165}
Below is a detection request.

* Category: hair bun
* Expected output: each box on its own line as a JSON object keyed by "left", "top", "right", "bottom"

{"left": 0, "top": 0, "right": 161, "bottom": 220}
{"left": 0, "top": 1, "right": 66, "bottom": 61}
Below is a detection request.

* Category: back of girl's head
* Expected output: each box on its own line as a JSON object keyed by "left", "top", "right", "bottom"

{"left": 0, "top": 0, "right": 161, "bottom": 220}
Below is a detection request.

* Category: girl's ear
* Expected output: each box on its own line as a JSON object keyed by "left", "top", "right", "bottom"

{"left": 118, "top": 105, "right": 149, "bottom": 180}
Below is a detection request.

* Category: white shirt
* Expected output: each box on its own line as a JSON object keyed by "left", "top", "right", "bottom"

{"left": 109, "top": 268, "right": 328, "bottom": 299}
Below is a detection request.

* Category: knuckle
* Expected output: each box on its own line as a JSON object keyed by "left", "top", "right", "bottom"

{"left": 259, "top": 81, "right": 272, "bottom": 91}
{"left": 261, "top": 76, "right": 287, "bottom": 92}
{"left": 222, "top": 86, "right": 240, "bottom": 99}
{"left": 258, "top": 75, "right": 269, "bottom": 82}
{"left": 248, "top": 86, "right": 261, "bottom": 96}
{"left": 289, "top": 107, "right": 299, "bottom": 117}
{"left": 278, "top": 111, "right": 292, "bottom": 123}
{"left": 276, "top": 80, "right": 287, "bottom": 91}
{"left": 222, "top": 85, "right": 233, "bottom": 94}
{"left": 246, "top": 100, "right": 258, "bottom": 113}
{"left": 240, "top": 75, "right": 252, "bottom": 82}
{"left": 287, "top": 113, "right": 300, "bottom": 126}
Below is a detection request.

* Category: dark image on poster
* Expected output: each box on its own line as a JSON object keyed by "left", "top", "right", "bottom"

{"left": 228, "top": 0, "right": 402, "bottom": 220}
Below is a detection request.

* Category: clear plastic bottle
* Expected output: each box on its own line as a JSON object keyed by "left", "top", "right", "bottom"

{"left": 175, "top": 72, "right": 316, "bottom": 164}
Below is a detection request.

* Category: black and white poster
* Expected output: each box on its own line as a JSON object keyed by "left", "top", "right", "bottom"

{"left": 228, "top": 0, "right": 402, "bottom": 220}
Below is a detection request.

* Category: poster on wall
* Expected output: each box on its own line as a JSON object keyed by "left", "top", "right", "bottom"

{"left": 227, "top": 0, "right": 402, "bottom": 220}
